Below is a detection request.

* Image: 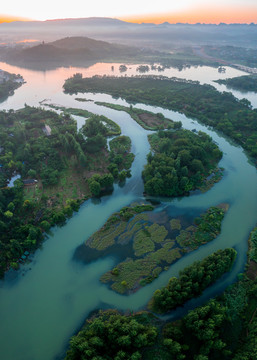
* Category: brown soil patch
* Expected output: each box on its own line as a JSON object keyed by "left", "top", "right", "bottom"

{"left": 138, "top": 113, "right": 162, "bottom": 128}
{"left": 247, "top": 260, "right": 257, "bottom": 280}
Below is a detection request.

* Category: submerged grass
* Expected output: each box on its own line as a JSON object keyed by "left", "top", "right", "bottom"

{"left": 87, "top": 203, "right": 228, "bottom": 294}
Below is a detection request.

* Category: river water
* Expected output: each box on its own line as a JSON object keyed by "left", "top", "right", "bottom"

{"left": 0, "top": 61, "right": 257, "bottom": 360}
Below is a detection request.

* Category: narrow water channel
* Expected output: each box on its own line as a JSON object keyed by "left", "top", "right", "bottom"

{"left": 0, "top": 62, "right": 256, "bottom": 360}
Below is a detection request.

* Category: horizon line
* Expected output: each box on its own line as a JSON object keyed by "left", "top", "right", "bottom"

{"left": 0, "top": 16, "right": 256, "bottom": 25}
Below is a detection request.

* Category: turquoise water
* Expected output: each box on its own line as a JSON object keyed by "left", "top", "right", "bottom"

{"left": 0, "top": 62, "right": 256, "bottom": 360}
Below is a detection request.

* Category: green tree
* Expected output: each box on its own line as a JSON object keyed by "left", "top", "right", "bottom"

{"left": 89, "top": 180, "right": 101, "bottom": 197}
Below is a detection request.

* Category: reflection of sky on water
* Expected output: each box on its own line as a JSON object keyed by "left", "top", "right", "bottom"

{"left": 0, "top": 61, "right": 255, "bottom": 110}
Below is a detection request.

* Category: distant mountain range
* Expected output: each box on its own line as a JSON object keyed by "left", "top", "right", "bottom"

{"left": 0, "top": 17, "right": 256, "bottom": 49}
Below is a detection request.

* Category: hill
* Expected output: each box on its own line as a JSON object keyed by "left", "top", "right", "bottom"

{"left": 2, "top": 36, "right": 150, "bottom": 69}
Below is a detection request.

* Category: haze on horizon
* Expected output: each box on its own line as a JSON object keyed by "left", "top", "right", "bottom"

{"left": 0, "top": 0, "right": 257, "bottom": 24}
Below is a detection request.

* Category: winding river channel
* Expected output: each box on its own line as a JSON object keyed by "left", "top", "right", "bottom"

{"left": 0, "top": 61, "right": 257, "bottom": 360}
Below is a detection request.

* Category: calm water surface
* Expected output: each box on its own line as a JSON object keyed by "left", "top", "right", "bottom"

{"left": 0, "top": 62, "right": 256, "bottom": 360}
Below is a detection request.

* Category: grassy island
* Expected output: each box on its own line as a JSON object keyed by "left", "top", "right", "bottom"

{"left": 85, "top": 203, "right": 228, "bottom": 294}
{"left": 63, "top": 75, "right": 257, "bottom": 160}
{"left": 0, "top": 106, "right": 133, "bottom": 276}
{"left": 94, "top": 101, "right": 182, "bottom": 130}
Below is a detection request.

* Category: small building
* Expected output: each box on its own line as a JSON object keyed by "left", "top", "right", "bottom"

{"left": 23, "top": 179, "right": 38, "bottom": 186}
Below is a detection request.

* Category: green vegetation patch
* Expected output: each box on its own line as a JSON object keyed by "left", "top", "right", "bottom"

{"left": 170, "top": 218, "right": 182, "bottom": 230}
{"left": 248, "top": 227, "right": 257, "bottom": 263}
{"left": 68, "top": 222, "right": 257, "bottom": 360}
{"left": 95, "top": 101, "right": 181, "bottom": 130}
{"left": 176, "top": 206, "right": 226, "bottom": 250}
{"left": 143, "top": 128, "right": 223, "bottom": 197}
{"left": 133, "top": 230, "right": 155, "bottom": 256}
{"left": 147, "top": 243, "right": 181, "bottom": 264}
{"left": 215, "top": 75, "right": 257, "bottom": 93}
{"left": 149, "top": 248, "right": 237, "bottom": 313}
{"left": 0, "top": 70, "right": 24, "bottom": 100}
{"left": 45, "top": 104, "right": 121, "bottom": 136}
{"left": 102, "top": 240, "right": 182, "bottom": 293}
{"left": 85, "top": 204, "right": 154, "bottom": 251}
{"left": 65, "top": 310, "right": 158, "bottom": 360}
{"left": 0, "top": 104, "right": 133, "bottom": 276}
{"left": 64, "top": 75, "right": 257, "bottom": 160}
{"left": 118, "top": 215, "right": 148, "bottom": 245}
{"left": 0, "top": 106, "right": 94, "bottom": 275}
{"left": 133, "top": 223, "right": 168, "bottom": 257}
{"left": 148, "top": 223, "right": 168, "bottom": 243}
{"left": 80, "top": 113, "right": 121, "bottom": 138}
{"left": 88, "top": 221, "right": 127, "bottom": 251}
{"left": 203, "top": 45, "right": 257, "bottom": 68}
{"left": 101, "top": 257, "right": 159, "bottom": 294}
{"left": 109, "top": 135, "right": 135, "bottom": 172}
{"left": 99, "top": 204, "right": 227, "bottom": 294}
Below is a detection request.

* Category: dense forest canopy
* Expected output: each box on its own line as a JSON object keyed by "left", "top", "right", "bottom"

{"left": 150, "top": 248, "right": 237, "bottom": 313}
{"left": 215, "top": 75, "right": 257, "bottom": 93}
{"left": 0, "top": 106, "right": 134, "bottom": 275}
{"left": 143, "top": 129, "right": 222, "bottom": 196}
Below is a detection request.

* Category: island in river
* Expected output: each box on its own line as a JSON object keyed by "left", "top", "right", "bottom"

{"left": 83, "top": 203, "right": 229, "bottom": 294}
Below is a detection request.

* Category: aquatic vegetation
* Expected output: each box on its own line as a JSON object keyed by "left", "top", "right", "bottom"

{"left": 95, "top": 204, "right": 228, "bottom": 294}
{"left": 101, "top": 257, "right": 158, "bottom": 293}
{"left": 133, "top": 230, "right": 155, "bottom": 257}
{"left": 88, "top": 221, "right": 127, "bottom": 251}
{"left": 170, "top": 218, "right": 181, "bottom": 230}
{"left": 85, "top": 205, "right": 154, "bottom": 251}
{"left": 133, "top": 224, "right": 168, "bottom": 256}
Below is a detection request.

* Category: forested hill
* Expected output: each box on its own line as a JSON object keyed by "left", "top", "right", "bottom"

{"left": 3, "top": 36, "right": 151, "bottom": 68}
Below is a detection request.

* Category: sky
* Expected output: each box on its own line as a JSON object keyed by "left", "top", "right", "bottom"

{"left": 0, "top": 0, "right": 256, "bottom": 24}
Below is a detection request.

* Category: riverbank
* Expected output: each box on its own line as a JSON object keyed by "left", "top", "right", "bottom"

{"left": 64, "top": 75, "right": 257, "bottom": 160}
{"left": 0, "top": 105, "right": 134, "bottom": 275}
{"left": 0, "top": 69, "right": 24, "bottom": 100}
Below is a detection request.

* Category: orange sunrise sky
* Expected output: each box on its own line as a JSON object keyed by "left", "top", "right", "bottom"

{"left": 0, "top": 0, "right": 256, "bottom": 24}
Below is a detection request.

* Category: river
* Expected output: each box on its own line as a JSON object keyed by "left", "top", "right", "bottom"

{"left": 0, "top": 61, "right": 257, "bottom": 360}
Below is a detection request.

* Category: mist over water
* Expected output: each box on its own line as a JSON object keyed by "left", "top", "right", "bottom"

{"left": 0, "top": 61, "right": 256, "bottom": 360}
